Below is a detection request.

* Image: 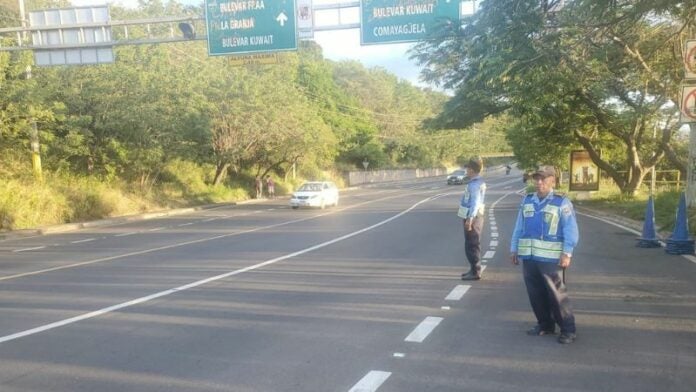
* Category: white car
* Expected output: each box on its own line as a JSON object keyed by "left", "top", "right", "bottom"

{"left": 290, "top": 181, "right": 339, "bottom": 209}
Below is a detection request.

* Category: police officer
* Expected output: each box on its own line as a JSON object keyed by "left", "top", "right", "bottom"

{"left": 460, "top": 157, "right": 486, "bottom": 281}
{"left": 509, "top": 165, "right": 579, "bottom": 344}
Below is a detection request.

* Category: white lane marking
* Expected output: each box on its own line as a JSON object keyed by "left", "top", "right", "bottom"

{"left": 491, "top": 232, "right": 498, "bottom": 238}
{"left": 491, "top": 225, "right": 497, "bottom": 230}
{"left": 405, "top": 316, "right": 443, "bottom": 343}
{"left": 445, "top": 285, "right": 471, "bottom": 300}
{"left": 490, "top": 240, "right": 499, "bottom": 247}
{"left": 481, "top": 265, "right": 488, "bottom": 272}
{"left": 148, "top": 227, "right": 165, "bottom": 232}
{"left": 349, "top": 371, "right": 391, "bottom": 392}
{"left": 0, "top": 190, "right": 431, "bottom": 283}
{"left": 483, "top": 250, "right": 495, "bottom": 259}
{"left": 115, "top": 232, "right": 137, "bottom": 237}
{"left": 201, "top": 218, "right": 216, "bottom": 222}
{"left": 0, "top": 194, "right": 438, "bottom": 344}
{"left": 684, "top": 255, "right": 696, "bottom": 264}
{"left": 267, "top": 208, "right": 276, "bottom": 211}
{"left": 177, "top": 223, "right": 193, "bottom": 227}
{"left": 393, "top": 353, "right": 405, "bottom": 358}
{"left": 13, "top": 246, "right": 46, "bottom": 253}
{"left": 441, "top": 306, "right": 451, "bottom": 310}
{"left": 71, "top": 238, "right": 95, "bottom": 244}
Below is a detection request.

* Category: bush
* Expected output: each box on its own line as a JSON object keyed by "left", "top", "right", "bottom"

{"left": 0, "top": 179, "right": 68, "bottom": 230}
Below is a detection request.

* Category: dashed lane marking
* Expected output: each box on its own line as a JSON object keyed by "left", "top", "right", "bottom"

{"left": 490, "top": 240, "right": 498, "bottom": 247}
{"left": 115, "top": 232, "right": 137, "bottom": 237}
{"left": 483, "top": 251, "right": 495, "bottom": 259}
{"left": 349, "top": 371, "right": 391, "bottom": 392}
{"left": 13, "top": 246, "right": 46, "bottom": 253}
{"left": 71, "top": 238, "right": 96, "bottom": 244}
{"left": 445, "top": 285, "right": 471, "bottom": 300}
{"left": 405, "top": 317, "right": 443, "bottom": 343}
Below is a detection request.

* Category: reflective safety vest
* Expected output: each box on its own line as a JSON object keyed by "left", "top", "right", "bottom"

{"left": 517, "top": 194, "right": 565, "bottom": 262}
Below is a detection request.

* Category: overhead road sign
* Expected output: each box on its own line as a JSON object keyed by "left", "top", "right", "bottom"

{"left": 205, "top": 0, "right": 298, "bottom": 56}
{"left": 29, "top": 6, "right": 113, "bottom": 66}
{"left": 360, "top": 0, "right": 460, "bottom": 45}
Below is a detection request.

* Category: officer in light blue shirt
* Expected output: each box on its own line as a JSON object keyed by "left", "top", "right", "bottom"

{"left": 459, "top": 157, "right": 486, "bottom": 280}
{"left": 510, "top": 165, "right": 579, "bottom": 344}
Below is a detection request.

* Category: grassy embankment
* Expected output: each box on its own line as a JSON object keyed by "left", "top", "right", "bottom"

{"left": 0, "top": 160, "right": 307, "bottom": 231}
{"left": 562, "top": 180, "right": 696, "bottom": 237}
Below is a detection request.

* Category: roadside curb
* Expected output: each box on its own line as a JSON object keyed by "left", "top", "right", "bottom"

{"left": 0, "top": 201, "right": 238, "bottom": 241}
{"left": 575, "top": 206, "right": 671, "bottom": 239}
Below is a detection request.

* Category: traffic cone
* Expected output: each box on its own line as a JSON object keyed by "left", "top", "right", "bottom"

{"left": 665, "top": 192, "right": 695, "bottom": 255}
{"left": 636, "top": 196, "right": 661, "bottom": 248}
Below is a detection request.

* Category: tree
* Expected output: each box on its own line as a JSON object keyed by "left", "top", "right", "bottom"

{"left": 412, "top": 0, "right": 695, "bottom": 195}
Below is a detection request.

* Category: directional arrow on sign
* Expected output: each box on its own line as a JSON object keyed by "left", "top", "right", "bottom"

{"left": 276, "top": 12, "right": 288, "bottom": 27}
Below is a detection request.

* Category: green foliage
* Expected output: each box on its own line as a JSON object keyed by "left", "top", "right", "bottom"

{"left": 0, "top": 2, "right": 471, "bottom": 229}
{"left": 412, "top": 0, "right": 693, "bottom": 195}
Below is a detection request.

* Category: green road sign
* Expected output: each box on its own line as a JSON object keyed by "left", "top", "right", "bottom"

{"left": 205, "top": 0, "right": 297, "bottom": 55}
{"left": 360, "top": 0, "right": 460, "bottom": 45}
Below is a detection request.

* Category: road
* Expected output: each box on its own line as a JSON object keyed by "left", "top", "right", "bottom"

{"left": 0, "top": 171, "right": 694, "bottom": 392}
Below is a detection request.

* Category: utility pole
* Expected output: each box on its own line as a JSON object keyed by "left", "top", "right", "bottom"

{"left": 688, "top": 123, "right": 696, "bottom": 207}
{"left": 18, "top": 0, "right": 43, "bottom": 181}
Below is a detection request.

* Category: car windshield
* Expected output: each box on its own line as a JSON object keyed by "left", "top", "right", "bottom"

{"left": 298, "top": 183, "right": 322, "bottom": 192}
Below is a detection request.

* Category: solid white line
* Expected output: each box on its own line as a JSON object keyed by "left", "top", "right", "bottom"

{"left": 148, "top": 227, "right": 165, "bottom": 232}
{"left": 177, "top": 223, "right": 194, "bottom": 227}
{"left": 405, "top": 316, "right": 443, "bottom": 343}
{"left": 483, "top": 250, "right": 495, "bottom": 259}
{"left": 348, "top": 371, "right": 391, "bottom": 392}
{"left": 13, "top": 246, "right": 46, "bottom": 253}
{"left": 445, "top": 285, "right": 471, "bottom": 300}
{"left": 684, "top": 255, "right": 696, "bottom": 264}
{"left": 115, "top": 232, "right": 137, "bottom": 237}
{"left": 201, "top": 218, "right": 216, "bottom": 222}
{"left": 490, "top": 240, "right": 499, "bottom": 247}
{"left": 0, "top": 194, "right": 439, "bottom": 344}
{"left": 71, "top": 238, "right": 95, "bottom": 244}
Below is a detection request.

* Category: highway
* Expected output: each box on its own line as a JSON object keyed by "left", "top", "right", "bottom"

{"left": 0, "top": 170, "right": 694, "bottom": 391}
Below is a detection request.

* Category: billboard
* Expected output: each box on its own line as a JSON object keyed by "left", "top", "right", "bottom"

{"left": 569, "top": 150, "right": 600, "bottom": 191}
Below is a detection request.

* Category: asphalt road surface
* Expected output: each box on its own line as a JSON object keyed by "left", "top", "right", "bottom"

{"left": 0, "top": 170, "right": 694, "bottom": 392}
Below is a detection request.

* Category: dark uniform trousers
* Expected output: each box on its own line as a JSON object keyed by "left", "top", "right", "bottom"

{"left": 522, "top": 260, "right": 576, "bottom": 333}
{"left": 463, "top": 215, "right": 484, "bottom": 275}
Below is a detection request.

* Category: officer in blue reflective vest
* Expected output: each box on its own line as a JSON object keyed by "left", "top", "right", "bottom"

{"left": 510, "top": 165, "right": 579, "bottom": 344}
{"left": 460, "top": 157, "right": 486, "bottom": 281}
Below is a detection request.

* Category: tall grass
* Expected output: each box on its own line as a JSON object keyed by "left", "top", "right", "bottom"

{"left": 571, "top": 179, "right": 695, "bottom": 235}
{"left": 0, "top": 161, "right": 253, "bottom": 231}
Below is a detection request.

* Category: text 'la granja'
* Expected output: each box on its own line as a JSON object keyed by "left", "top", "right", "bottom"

{"left": 219, "top": 1, "right": 265, "bottom": 14}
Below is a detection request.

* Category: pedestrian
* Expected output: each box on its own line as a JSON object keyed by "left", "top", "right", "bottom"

{"left": 505, "top": 164, "right": 511, "bottom": 175}
{"left": 255, "top": 176, "right": 263, "bottom": 199}
{"left": 266, "top": 175, "right": 275, "bottom": 199}
{"left": 459, "top": 157, "right": 487, "bottom": 281}
{"left": 509, "top": 165, "right": 579, "bottom": 344}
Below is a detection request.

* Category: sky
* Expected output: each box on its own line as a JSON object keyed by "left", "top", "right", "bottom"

{"left": 65, "top": 0, "right": 476, "bottom": 88}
